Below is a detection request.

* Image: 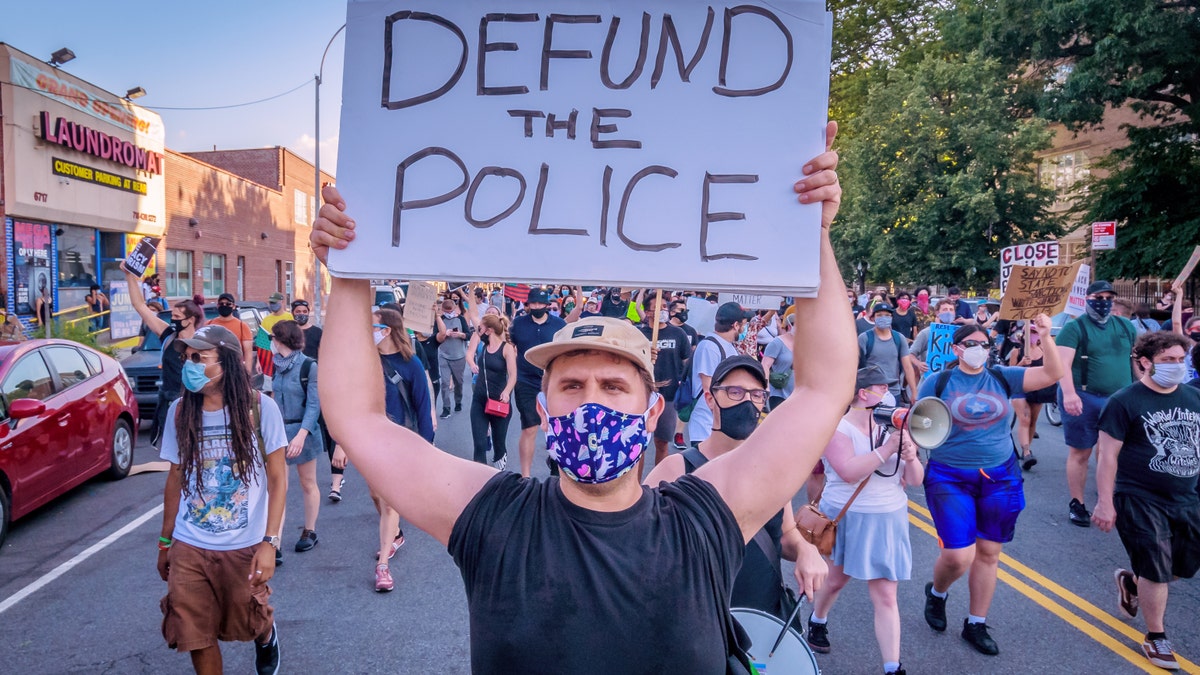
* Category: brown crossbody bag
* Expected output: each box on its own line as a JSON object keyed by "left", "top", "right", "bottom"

{"left": 794, "top": 478, "right": 869, "bottom": 557}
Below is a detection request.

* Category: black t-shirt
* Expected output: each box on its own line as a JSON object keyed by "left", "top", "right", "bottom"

{"left": 676, "top": 321, "right": 700, "bottom": 348}
{"left": 638, "top": 323, "right": 692, "bottom": 400}
{"left": 449, "top": 473, "right": 743, "bottom": 674}
{"left": 300, "top": 325, "right": 323, "bottom": 360}
{"left": 158, "top": 325, "right": 183, "bottom": 397}
{"left": 600, "top": 295, "right": 630, "bottom": 319}
{"left": 892, "top": 310, "right": 917, "bottom": 341}
{"left": 1099, "top": 382, "right": 1200, "bottom": 504}
{"left": 417, "top": 334, "right": 440, "bottom": 382}
{"left": 509, "top": 314, "right": 566, "bottom": 387}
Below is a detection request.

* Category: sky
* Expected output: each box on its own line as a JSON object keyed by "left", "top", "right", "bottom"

{"left": 3, "top": 0, "right": 348, "bottom": 173}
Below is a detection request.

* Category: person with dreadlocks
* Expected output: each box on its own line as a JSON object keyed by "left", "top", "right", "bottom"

{"left": 156, "top": 325, "right": 288, "bottom": 675}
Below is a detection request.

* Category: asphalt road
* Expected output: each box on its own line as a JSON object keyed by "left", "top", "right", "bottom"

{"left": 1, "top": 386, "right": 1197, "bottom": 674}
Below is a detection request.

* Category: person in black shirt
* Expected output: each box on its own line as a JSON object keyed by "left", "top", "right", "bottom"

{"left": 1094, "top": 331, "right": 1200, "bottom": 671}
{"left": 309, "top": 125, "right": 853, "bottom": 673}
{"left": 891, "top": 290, "right": 917, "bottom": 341}
{"left": 638, "top": 292, "right": 693, "bottom": 470}
{"left": 123, "top": 266, "right": 204, "bottom": 448}
{"left": 291, "top": 300, "right": 323, "bottom": 360}
{"left": 669, "top": 299, "right": 699, "bottom": 347}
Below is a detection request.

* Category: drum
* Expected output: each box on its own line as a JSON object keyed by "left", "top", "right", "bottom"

{"left": 730, "top": 607, "right": 821, "bottom": 674}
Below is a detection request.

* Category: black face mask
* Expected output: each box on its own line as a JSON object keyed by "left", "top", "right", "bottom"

{"left": 217, "top": 305, "right": 234, "bottom": 318}
{"left": 716, "top": 400, "right": 761, "bottom": 440}
{"left": 529, "top": 308, "right": 548, "bottom": 319}
{"left": 171, "top": 318, "right": 187, "bottom": 332}
{"left": 673, "top": 310, "right": 689, "bottom": 323}
{"left": 295, "top": 314, "right": 309, "bottom": 326}
{"left": 1189, "top": 331, "right": 1200, "bottom": 342}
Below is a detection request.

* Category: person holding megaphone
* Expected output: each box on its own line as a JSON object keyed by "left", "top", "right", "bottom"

{"left": 804, "top": 365, "right": 924, "bottom": 675}
{"left": 917, "top": 315, "right": 1064, "bottom": 657}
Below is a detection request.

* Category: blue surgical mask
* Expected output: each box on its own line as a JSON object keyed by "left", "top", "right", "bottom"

{"left": 268, "top": 301, "right": 282, "bottom": 313}
{"left": 737, "top": 324, "right": 750, "bottom": 341}
{"left": 1150, "top": 363, "right": 1188, "bottom": 388}
{"left": 538, "top": 393, "right": 659, "bottom": 484}
{"left": 937, "top": 311, "right": 955, "bottom": 324}
{"left": 875, "top": 315, "right": 893, "bottom": 330}
{"left": 181, "top": 360, "right": 212, "bottom": 393}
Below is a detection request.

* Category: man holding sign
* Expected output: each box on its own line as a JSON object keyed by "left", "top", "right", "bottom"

{"left": 309, "top": 125, "right": 851, "bottom": 672}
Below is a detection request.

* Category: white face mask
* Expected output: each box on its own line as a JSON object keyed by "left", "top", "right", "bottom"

{"left": 960, "top": 345, "right": 989, "bottom": 369}
{"left": 373, "top": 330, "right": 387, "bottom": 346}
{"left": 1150, "top": 362, "right": 1188, "bottom": 388}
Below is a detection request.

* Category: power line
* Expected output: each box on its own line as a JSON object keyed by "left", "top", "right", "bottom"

{"left": 139, "top": 79, "right": 312, "bottom": 111}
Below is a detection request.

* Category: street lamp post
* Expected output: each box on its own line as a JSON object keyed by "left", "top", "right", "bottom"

{"left": 313, "top": 24, "right": 345, "bottom": 325}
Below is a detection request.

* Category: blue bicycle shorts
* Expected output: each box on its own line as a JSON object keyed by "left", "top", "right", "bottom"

{"left": 924, "top": 455, "right": 1025, "bottom": 550}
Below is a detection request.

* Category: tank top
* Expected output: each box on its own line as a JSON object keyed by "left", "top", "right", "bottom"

{"left": 820, "top": 418, "right": 908, "bottom": 514}
{"left": 474, "top": 338, "right": 508, "bottom": 399}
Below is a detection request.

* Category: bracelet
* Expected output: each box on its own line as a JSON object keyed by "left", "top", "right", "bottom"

{"left": 872, "top": 449, "right": 886, "bottom": 463}
{"left": 157, "top": 542, "right": 172, "bottom": 551}
{"left": 158, "top": 536, "right": 173, "bottom": 545}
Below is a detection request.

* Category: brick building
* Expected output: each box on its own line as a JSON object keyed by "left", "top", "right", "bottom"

{"left": 163, "top": 148, "right": 333, "bottom": 307}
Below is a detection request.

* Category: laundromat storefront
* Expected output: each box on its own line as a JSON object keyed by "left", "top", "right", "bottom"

{"left": 0, "top": 44, "right": 165, "bottom": 331}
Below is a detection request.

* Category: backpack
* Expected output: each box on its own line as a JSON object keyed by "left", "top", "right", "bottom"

{"left": 858, "top": 329, "right": 908, "bottom": 372}
{"left": 675, "top": 336, "right": 729, "bottom": 423}
{"left": 1071, "top": 316, "right": 1136, "bottom": 392}
{"left": 381, "top": 357, "right": 420, "bottom": 432}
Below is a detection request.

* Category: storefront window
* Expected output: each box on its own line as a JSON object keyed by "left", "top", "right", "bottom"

{"left": 202, "top": 253, "right": 225, "bottom": 297}
{"left": 165, "top": 250, "right": 193, "bottom": 298}
{"left": 57, "top": 225, "right": 97, "bottom": 288}
{"left": 11, "top": 220, "right": 54, "bottom": 316}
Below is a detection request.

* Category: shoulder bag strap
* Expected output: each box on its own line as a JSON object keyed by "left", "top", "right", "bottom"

{"left": 251, "top": 393, "right": 267, "bottom": 463}
{"left": 1076, "top": 318, "right": 1090, "bottom": 392}
{"left": 829, "top": 477, "right": 870, "bottom": 525}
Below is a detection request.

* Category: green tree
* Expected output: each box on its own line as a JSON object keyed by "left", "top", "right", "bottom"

{"left": 836, "top": 51, "right": 1061, "bottom": 288}
{"left": 949, "top": 0, "right": 1200, "bottom": 279}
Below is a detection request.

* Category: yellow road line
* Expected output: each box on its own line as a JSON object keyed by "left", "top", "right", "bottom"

{"left": 907, "top": 514, "right": 1160, "bottom": 673}
{"left": 907, "top": 502, "right": 1200, "bottom": 674}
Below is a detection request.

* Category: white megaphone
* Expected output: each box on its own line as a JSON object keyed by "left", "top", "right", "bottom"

{"left": 871, "top": 396, "right": 952, "bottom": 449}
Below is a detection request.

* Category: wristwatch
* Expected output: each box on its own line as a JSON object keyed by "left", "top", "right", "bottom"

{"left": 261, "top": 536, "right": 281, "bottom": 549}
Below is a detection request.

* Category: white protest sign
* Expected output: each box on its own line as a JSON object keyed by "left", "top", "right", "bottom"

{"left": 108, "top": 281, "right": 142, "bottom": 340}
{"left": 718, "top": 292, "right": 784, "bottom": 311}
{"left": 1065, "top": 263, "right": 1091, "bottom": 317}
{"left": 1000, "top": 241, "right": 1059, "bottom": 295}
{"left": 686, "top": 297, "right": 718, "bottom": 336}
{"left": 330, "top": 0, "right": 833, "bottom": 296}
{"left": 402, "top": 280, "right": 438, "bottom": 335}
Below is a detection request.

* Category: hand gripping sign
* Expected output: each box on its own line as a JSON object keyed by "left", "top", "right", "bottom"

{"left": 329, "top": 0, "right": 834, "bottom": 296}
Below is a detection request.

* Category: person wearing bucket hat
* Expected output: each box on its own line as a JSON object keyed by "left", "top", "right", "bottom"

{"left": 1055, "top": 279, "right": 1139, "bottom": 528}
{"left": 309, "top": 121, "right": 854, "bottom": 672}
{"left": 156, "top": 322, "right": 288, "bottom": 674}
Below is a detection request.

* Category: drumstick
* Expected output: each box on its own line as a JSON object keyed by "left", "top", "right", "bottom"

{"left": 769, "top": 593, "right": 806, "bottom": 658}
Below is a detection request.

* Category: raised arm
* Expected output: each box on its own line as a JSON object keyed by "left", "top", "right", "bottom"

{"left": 696, "top": 122, "right": 858, "bottom": 541}
{"left": 123, "top": 266, "right": 169, "bottom": 335}
{"left": 564, "top": 287, "right": 585, "bottom": 323}
{"left": 466, "top": 331, "right": 482, "bottom": 374}
{"left": 312, "top": 187, "right": 495, "bottom": 546}
{"left": 1021, "top": 313, "right": 1064, "bottom": 391}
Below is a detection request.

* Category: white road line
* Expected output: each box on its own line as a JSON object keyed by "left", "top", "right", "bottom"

{"left": 0, "top": 504, "right": 163, "bottom": 615}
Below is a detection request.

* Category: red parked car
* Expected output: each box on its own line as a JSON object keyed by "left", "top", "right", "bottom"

{"left": 0, "top": 339, "right": 138, "bottom": 548}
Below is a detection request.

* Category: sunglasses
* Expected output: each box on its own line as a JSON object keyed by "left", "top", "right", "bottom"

{"left": 186, "top": 352, "right": 218, "bottom": 364}
{"left": 957, "top": 340, "right": 991, "bottom": 349}
{"left": 711, "top": 385, "right": 770, "bottom": 405}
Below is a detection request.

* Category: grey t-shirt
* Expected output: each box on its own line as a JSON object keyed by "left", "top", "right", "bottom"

{"left": 686, "top": 334, "right": 737, "bottom": 444}
{"left": 763, "top": 336, "right": 794, "bottom": 399}
{"left": 439, "top": 314, "right": 470, "bottom": 361}
{"left": 857, "top": 330, "right": 910, "bottom": 397}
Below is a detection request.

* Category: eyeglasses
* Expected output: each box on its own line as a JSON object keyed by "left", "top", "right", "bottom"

{"left": 957, "top": 340, "right": 991, "bottom": 348}
{"left": 711, "top": 385, "right": 770, "bottom": 405}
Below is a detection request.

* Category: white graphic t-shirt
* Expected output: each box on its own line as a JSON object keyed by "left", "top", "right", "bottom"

{"left": 160, "top": 393, "right": 288, "bottom": 551}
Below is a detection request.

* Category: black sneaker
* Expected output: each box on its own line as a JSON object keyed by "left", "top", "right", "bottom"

{"left": 924, "top": 582, "right": 947, "bottom": 631}
{"left": 440, "top": 408, "right": 452, "bottom": 419}
{"left": 255, "top": 622, "right": 280, "bottom": 675}
{"left": 1069, "top": 498, "right": 1092, "bottom": 527}
{"left": 454, "top": 403, "right": 462, "bottom": 412}
{"left": 1021, "top": 452, "right": 1038, "bottom": 471}
{"left": 294, "top": 529, "right": 318, "bottom": 553}
{"left": 806, "top": 619, "right": 830, "bottom": 654}
{"left": 885, "top": 666, "right": 906, "bottom": 675}
{"left": 274, "top": 548, "right": 282, "bottom": 567}
{"left": 961, "top": 619, "right": 999, "bottom": 655}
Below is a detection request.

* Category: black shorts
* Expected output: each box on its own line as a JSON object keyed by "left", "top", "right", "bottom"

{"left": 1114, "top": 492, "right": 1200, "bottom": 584}
{"left": 514, "top": 381, "right": 542, "bottom": 430}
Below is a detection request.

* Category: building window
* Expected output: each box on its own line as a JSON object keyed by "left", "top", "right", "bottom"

{"left": 237, "top": 256, "right": 246, "bottom": 300}
{"left": 275, "top": 260, "right": 283, "bottom": 295}
{"left": 1039, "top": 151, "right": 1090, "bottom": 196}
{"left": 284, "top": 261, "right": 294, "bottom": 300}
{"left": 294, "top": 189, "right": 309, "bottom": 224}
{"left": 165, "top": 250, "right": 193, "bottom": 297}
{"left": 202, "top": 253, "right": 225, "bottom": 298}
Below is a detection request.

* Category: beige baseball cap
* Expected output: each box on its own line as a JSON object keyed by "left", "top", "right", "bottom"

{"left": 525, "top": 317, "right": 653, "bottom": 376}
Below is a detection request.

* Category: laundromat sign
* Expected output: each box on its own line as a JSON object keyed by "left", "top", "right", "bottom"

{"left": 38, "top": 111, "right": 164, "bottom": 175}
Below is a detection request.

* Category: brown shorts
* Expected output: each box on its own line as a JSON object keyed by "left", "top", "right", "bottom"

{"left": 160, "top": 540, "right": 274, "bottom": 652}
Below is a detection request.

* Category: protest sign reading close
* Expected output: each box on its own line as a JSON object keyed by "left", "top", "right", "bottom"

{"left": 999, "top": 241, "right": 1059, "bottom": 296}
{"left": 999, "top": 262, "right": 1083, "bottom": 321}
{"left": 329, "top": 0, "right": 833, "bottom": 295}
{"left": 926, "top": 323, "right": 957, "bottom": 374}
{"left": 402, "top": 280, "right": 438, "bottom": 335}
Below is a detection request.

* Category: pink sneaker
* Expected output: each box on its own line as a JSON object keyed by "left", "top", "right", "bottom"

{"left": 375, "top": 532, "right": 406, "bottom": 561}
{"left": 374, "top": 563, "right": 394, "bottom": 593}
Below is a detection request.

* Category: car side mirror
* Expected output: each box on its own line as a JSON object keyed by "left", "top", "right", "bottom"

{"left": 9, "top": 398, "right": 46, "bottom": 419}
{"left": 131, "top": 345, "right": 141, "bottom": 354}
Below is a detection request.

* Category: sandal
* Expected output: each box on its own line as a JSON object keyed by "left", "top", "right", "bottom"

{"left": 1022, "top": 452, "right": 1038, "bottom": 471}
{"left": 328, "top": 488, "right": 342, "bottom": 503}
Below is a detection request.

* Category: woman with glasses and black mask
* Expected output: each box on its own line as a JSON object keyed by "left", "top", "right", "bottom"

{"left": 916, "top": 317, "right": 1063, "bottom": 657}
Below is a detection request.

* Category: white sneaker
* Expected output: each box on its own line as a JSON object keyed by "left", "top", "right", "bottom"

{"left": 493, "top": 455, "right": 508, "bottom": 472}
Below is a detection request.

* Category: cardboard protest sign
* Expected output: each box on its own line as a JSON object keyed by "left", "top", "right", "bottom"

{"left": 402, "top": 280, "right": 438, "bottom": 335}
{"left": 1065, "top": 263, "right": 1091, "bottom": 317}
{"left": 999, "top": 241, "right": 1059, "bottom": 295}
{"left": 926, "top": 323, "right": 957, "bottom": 374}
{"left": 329, "top": 0, "right": 833, "bottom": 295}
{"left": 999, "top": 262, "right": 1083, "bottom": 321}
{"left": 108, "top": 281, "right": 142, "bottom": 340}
{"left": 123, "top": 236, "right": 159, "bottom": 279}
{"left": 1173, "top": 246, "right": 1200, "bottom": 289}
{"left": 718, "top": 292, "right": 784, "bottom": 311}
